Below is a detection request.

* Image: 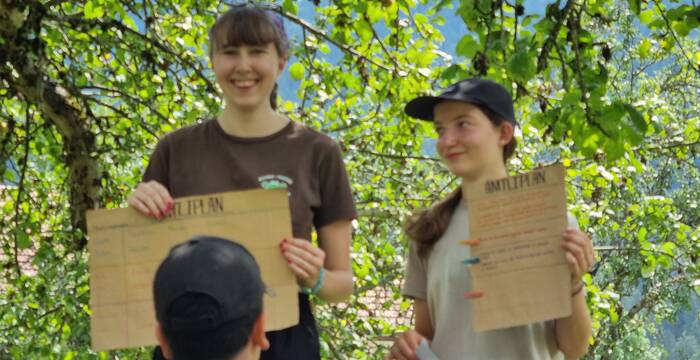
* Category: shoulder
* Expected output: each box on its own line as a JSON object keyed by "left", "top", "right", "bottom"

{"left": 158, "top": 120, "right": 214, "bottom": 146}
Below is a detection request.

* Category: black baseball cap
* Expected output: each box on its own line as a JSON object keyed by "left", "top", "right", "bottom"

{"left": 404, "top": 78, "right": 516, "bottom": 125}
{"left": 153, "top": 236, "right": 265, "bottom": 333}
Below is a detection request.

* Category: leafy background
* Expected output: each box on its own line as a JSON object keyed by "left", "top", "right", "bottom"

{"left": 1, "top": 0, "right": 698, "bottom": 358}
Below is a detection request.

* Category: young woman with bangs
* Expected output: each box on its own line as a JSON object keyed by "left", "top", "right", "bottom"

{"left": 127, "top": 4, "right": 356, "bottom": 359}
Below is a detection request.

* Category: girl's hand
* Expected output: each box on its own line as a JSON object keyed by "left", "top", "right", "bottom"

{"left": 385, "top": 330, "right": 426, "bottom": 360}
{"left": 561, "top": 227, "right": 595, "bottom": 290}
{"left": 127, "top": 180, "right": 173, "bottom": 219}
{"left": 280, "top": 237, "right": 325, "bottom": 288}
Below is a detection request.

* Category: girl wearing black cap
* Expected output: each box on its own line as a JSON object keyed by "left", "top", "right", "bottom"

{"left": 127, "top": 4, "right": 356, "bottom": 360}
{"left": 386, "top": 78, "right": 594, "bottom": 360}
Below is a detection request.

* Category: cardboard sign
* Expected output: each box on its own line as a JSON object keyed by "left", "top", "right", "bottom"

{"left": 465, "top": 164, "right": 571, "bottom": 331}
{"left": 87, "top": 189, "right": 299, "bottom": 351}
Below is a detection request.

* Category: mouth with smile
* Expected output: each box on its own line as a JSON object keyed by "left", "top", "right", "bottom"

{"left": 445, "top": 151, "right": 465, "bottom": 160}
{"left": 230, "top": 78, "right": 259, "bottom": 90}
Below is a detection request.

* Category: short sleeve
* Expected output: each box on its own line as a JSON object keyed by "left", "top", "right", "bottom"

{"left": 312, "top": 141, "right": 356, "bottom": 229}
{"left": 566, "top": 212, "right": 580, "bottom": 230}
{"left": 142, "top": 136, "right": 170, "bottom": 189}
{"left": 402, "top": 242, "right": 428, "bottom": 300}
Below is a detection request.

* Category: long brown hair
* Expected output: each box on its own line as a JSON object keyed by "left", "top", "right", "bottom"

{"left": 208, "top": 4, "right": 290, "bottom": 110}
{"left": 405, "top": 103, "right": 517, "bottom": 258}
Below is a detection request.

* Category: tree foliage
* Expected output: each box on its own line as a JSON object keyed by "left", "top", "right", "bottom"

{"left": 0, "top": 0, "right": 698, "bottom": 358}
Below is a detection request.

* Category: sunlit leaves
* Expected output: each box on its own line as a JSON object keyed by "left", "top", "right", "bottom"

{"left": 1, "top": 0, "right": 699, "bottom": 358}
{"left": 289, "top": 62, "right": 305, "bottom": 81}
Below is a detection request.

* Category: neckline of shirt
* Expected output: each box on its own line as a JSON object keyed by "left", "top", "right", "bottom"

{"left": 211, "top": 118, "right": 295, "bottom": 144}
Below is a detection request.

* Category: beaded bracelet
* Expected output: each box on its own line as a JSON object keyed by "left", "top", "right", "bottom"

{"left": 302, "top": 267, "right": 326, "bottom": 295}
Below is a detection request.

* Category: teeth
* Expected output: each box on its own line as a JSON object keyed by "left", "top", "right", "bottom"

{"left": 232, "top": 79, "right": 257, "bottom": 87}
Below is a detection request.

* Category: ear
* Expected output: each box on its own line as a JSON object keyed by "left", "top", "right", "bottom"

{"left": 156, "top": 324, "right": 174, "bottom": 359}
{"left": 277, "top": 56, "right": 288, "bottom": 74}
{"left": 498, "top": 122, "right": 514, "bottom": 146}
{"left": 251, "top": 312, "right": 270, "bottom": 350}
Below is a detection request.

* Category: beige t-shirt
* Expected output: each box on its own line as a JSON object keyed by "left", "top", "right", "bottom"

{"left": 403, "top": 201, "right": 577, "bottom": 360}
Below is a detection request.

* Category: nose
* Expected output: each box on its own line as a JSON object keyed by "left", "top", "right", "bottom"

{"left": 438, "top": 129, "right": 458, "bottom": 147}
{"left": 234, "top": 51, "right": 252, "bottom": 73}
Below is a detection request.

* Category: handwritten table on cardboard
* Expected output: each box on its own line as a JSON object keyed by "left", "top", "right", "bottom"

{"left": 86, "top": 188, "right": 299, "bottom": 351}
{"left": 465, "top": 164, "right": 571, "bottom": 332}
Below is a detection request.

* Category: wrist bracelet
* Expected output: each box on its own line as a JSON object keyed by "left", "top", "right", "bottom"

{"left": 571, "top": 281, "right": 585, "bottom": 296}
{"left": 302, "top": 267, "right": 325, "bottom": 295}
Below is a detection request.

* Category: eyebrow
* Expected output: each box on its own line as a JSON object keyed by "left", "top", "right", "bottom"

{"left": 434, "top": 114, "right": 471, "bottom": 126}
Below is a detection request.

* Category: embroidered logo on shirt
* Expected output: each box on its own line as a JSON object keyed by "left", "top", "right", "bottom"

{"left": 258, "top": 174, "right": 294, "bottom": 192}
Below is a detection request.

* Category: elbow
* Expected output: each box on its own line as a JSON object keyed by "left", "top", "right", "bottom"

{"left": 557, "top": 328, "right": 591, "bottom": 359}
{"left": 561, "top": 345, "right": 589, "bottom": 360}
{"left": 559, "top": 335, "right": 591, "bottom": 359}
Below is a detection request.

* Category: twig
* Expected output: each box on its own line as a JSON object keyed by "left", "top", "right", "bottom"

{"left": 654, "top": 0, "right": 700, "bottom": 75}
{"left": 364, "top": 13, "right": 400, "bottom": 71}
{"left": 274, "top": 7, "right": 393, "bottom": 72}
{"left": 12, "top": 107, "right": 32, "bottom": 277}
{"left": 358, "top": 150, "right": 440, "bottom": 162}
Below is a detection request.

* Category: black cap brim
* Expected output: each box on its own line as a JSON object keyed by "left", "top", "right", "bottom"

{"left": 404, "top": 95, "right": 488, "bottom": 121}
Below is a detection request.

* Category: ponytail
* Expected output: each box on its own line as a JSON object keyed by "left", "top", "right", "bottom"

{"left": 405, "top": 187, "right": 463, "bottom": 258}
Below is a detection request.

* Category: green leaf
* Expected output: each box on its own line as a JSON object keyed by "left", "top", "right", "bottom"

{"left": 638, "top": 227, "right": 648, "bottom": 242}
{"left": 609, "top": 305, "right": 619, "bottom": 324}
{"left": 673, "top": 20, "right": 691, "bottom": 37}
{"left": 17, "top": 232, "right": 31, "bottom": 249}
{"left": 641, "top": 256, "right": 656, "bottom": 278}
{"left": 624, "top": 104, "right": 648, "bottom": 133}
{"left": 456, "top": 35, "right": 478, "bottom": 58}
{"left": 84, "top": 1, "right": 104, "bottom": 19}
{"left": 507, "top": 51, "right": 536, "bottom": 83}
{"left": 440, "top": 64, "right": 466, "bottom": 82}
{"left": 289, "top": 63, "right": 305, "bottom": 81}
{"left": 661, "top": 242, "right": 676, "bottom": 256}
{"left": 603, "top": 140, "right": 625, "bottom": 161}
{"left": 638, "top": 38, "right": 652, "bottom": 58}
{"left": 639, "top": 10, "right": 654, "bottom": 25}
{"left": 282, "top": 0, "right": 298, "bottom": 15}
{"left": 356, "top": 19, "right": 373, "bottom": 42}
{"left": 628, "top": 0, "right": 641, "bottom": 15}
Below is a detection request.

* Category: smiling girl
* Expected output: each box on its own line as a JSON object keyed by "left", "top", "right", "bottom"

{"left": 386, "top": 78, "right": 594, "bottom": 360}
{"left": 127, "top": 4, "right": 356, "bottom": 359}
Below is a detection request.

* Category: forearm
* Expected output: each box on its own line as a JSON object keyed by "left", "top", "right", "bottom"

{"left": 555, "top": 290, "right": 592, "bottom": 359}
{"left": 316, "top": 268, "right": 353, "bottom": 302}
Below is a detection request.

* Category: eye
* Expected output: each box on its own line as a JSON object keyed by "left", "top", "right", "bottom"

{"left": 435, "top": 126, "right": 445, "bottom": 135}
{"left": 221, "top": 47, "right": 238, "bottom": 55}
{"left": 458, "top": 120, "right": 469, "bottom": 128}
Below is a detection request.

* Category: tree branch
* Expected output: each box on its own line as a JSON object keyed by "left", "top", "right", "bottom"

{"left": 537, "top": 0, "right": 574, "bottom": 72}
{"left": 357, "top": 149, "right": 441, "bottom": 162}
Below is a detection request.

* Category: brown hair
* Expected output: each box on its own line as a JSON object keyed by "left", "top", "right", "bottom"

{"left": 405, "top": 103, "right": 517, "bottom": 258}
{"left": 208, "top": 4, "right": 290, "bottom": 110}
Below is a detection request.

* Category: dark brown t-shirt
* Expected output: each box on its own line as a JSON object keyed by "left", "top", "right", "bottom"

{"left": 143, "top": 119, "right": 357, "bottom": 240}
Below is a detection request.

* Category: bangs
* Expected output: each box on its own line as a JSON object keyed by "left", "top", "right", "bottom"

{"left": 210, "top": 7, "right": 282, "bottom": 53}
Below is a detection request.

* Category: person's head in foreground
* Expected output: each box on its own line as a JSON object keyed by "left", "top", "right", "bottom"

{"left": 153, "top": 235, "right": 269, "bottom": 360}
